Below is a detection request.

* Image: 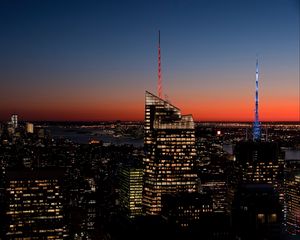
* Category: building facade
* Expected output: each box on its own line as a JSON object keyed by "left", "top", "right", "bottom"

{"left": 4, "top": 169, "right": 67, "bottom": 239}
{"left": 234, "top": 141, "right": 279, "bottom": 185}
{"left": 119, "top": 165, "right": 143, "bottom": 218}
{"left": 232, "top": 184, "right": 282, "bottom": 240}
{"left": 284, "top": 159, "right": 300, "bottom": 235}
{"left": 162, "top": 192, "right": 213, "bottom": 229}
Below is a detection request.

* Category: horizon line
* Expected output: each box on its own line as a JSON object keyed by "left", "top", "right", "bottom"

{"left": 1, "top": 119, "right": 300, "bottom": 123}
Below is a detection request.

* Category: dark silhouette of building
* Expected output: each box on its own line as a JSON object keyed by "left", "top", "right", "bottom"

{"left": 232, "top": 184, "right": 282, "bottom": 240}
{"left": 162, "top": 191, "right": 213, "bottom": 229}
{"left": 162, "top": 191, "right": 233, "bottom": 239}
{"left": 235, "top": 141, "right": 279, "bottom": 185}
{"left": 198, "top": 155, "right": 231, "bottom": 214}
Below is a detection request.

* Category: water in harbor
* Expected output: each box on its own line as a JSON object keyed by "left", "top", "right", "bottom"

{"left": 47, "top": 126, "right": 143, "bottom": 147}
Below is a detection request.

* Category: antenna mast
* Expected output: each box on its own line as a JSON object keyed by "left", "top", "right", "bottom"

{"left": 253, "top": 58, "right": 261, "bottom": 141}
{"left": 158, "top": 30, "right": 162, "bottom": 98}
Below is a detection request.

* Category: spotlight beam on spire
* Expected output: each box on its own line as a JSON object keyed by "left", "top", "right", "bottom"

{"left": 253, "top": 57, "right": 261, "bottom": 141}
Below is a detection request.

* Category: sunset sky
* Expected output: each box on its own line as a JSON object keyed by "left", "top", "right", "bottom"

{"left": 0, "top": 0, "right": 299, "bottom": 121}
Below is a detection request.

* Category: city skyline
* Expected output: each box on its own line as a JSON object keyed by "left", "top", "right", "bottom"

{"left": 0, "top": 0, "right": 299, "bottom": 121}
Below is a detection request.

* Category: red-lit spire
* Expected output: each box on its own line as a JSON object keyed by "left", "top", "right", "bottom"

{"left": 158, "top": 30, "right": 162, "bottom": 98}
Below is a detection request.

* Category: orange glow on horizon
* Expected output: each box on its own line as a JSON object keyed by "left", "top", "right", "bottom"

{"left": 0, "top": 99, "right": 298, "bottom": 122}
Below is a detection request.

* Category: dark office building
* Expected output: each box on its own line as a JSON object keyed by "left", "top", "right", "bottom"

{"left": 232, "top": 184, "right": 282, "bottom": 240}
{"left": 198, "top": 157, "right": 231, "bottom": 213}
{"left": 162, "top": 191, "right": 232, "bottom": 239}
{"left": 234, "top": 141, "right": 279, "bottom": 185}
{"left": 162, "top": 191, "right": 213, "bottom": 229}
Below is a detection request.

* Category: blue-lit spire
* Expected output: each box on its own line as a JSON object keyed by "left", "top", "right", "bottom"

{"left": 253, "top": 58, "right": 261, "bottom": 141}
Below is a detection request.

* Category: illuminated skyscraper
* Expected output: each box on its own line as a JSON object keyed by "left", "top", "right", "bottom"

{"left": 119, "top": 165, "right": 143, "bottom": 218}
{"left": 143, "top": 91, "right": 197, "bottom": 215}
{"left": 284, "top": 160, "right": 300, "bottom": 235}
{"left": 285, "top": 172, "right": 300, "bottom": 235}
{"left": 4, "top": 169, "right": 68, "bottom": 239}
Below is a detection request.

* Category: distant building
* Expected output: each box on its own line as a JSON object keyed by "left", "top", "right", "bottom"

{"left": 11, "top": 114, "right": 18, "bottom": 129}
{"left": 143, "top": 91, "right": 197, "bottom": 215}
{"left": 88, "top": 139, "right": 101, "bottom": 145}
{"left": 22, "top": 157, "right": 33, "bottom": 168}
{"left": 37, "top": 128, "right": 46, "bottom": 138}
{"left": 26, "top": 122, "right": 34, "bottom": 134}
{"left": 119, "top": 164, "right": 143, "bottom": 218}
{"left": 7, "top": 122, "right": 15, "bottom": 135}
{"left": 4, "top": 168, "right": 68, "bottom": 239}
{"left": 85, "top": 177, "right": 96, "bottom": 193}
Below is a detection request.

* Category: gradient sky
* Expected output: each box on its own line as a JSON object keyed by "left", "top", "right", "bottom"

{"left": 0, "top": 0, "right": 299, "bottom": 121}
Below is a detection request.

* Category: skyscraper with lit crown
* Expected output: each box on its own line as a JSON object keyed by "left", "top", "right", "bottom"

{"left": 143, "top": 91, "right": 198, "bottom": 215}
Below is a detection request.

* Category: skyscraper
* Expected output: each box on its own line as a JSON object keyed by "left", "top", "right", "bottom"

{"left": 234, "top": 141, "right": 279, "bottom": 185}
{"left": 284, "top": 159, "right": 300, "bottom": 235}
{"left": 285, "top": 172, "right": 300, "bottom": 235}
{"left": 119, "top": 164, "right": 143, "bottom": 219}
{"left": 143, "top": 91, "right": 197, "bottom": 215}
{"left": 234, "top": 60, "right": 280, "bottom": 186}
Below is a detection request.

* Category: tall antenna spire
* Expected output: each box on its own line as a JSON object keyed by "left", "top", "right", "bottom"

{"left": 253, "top": 57, "right": 261, "bottom": 141}
{"left": 158, "top": 30, "right": 162, "bottom": 98}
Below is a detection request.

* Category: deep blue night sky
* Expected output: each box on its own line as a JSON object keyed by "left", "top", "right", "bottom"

{"left": 0, "top": 0, "right": 299, "bottom": 121}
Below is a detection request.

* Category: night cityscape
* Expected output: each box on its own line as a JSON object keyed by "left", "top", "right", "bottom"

{"left": 0, "top": 0, "right": 299, "bottom": 240}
